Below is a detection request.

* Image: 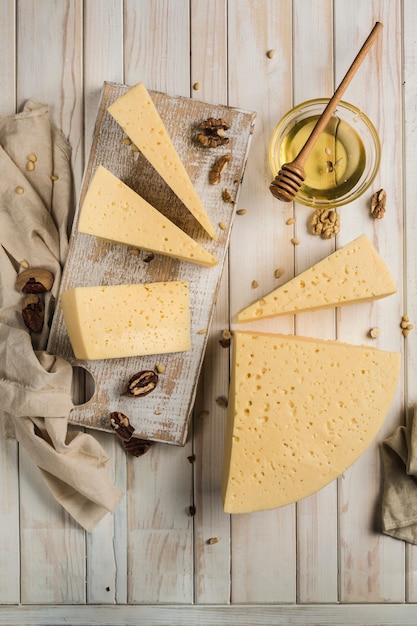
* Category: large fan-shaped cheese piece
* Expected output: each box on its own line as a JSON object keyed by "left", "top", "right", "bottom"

{"left": 107, "top": 82, "right": 217, "bottom": 240}
{"left": 61, "top": 281, "right": 191, "bottom": 361}
{"left": 222, "top": 331, "right": 400, "bottom": 514}
{"left": 237, "top": 235, "right": 397, "bottom": 322}
{"left": 78, "top": 166, "right": 218, "bottom": 267}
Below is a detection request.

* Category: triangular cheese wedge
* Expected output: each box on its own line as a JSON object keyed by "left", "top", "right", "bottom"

{"left": 222, "top": 331, "right": 400, "bottom": 513}
{"left": 237, "top": 235, "right": 397, "bottom": 322}
{"left": 107, "top": 82, "right": 217, "bottom": 240}
{"left": 78, "top": 165, "right": 218, "bottom": 267}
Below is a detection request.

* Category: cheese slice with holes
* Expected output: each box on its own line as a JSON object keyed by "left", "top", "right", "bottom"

{"left": 237, "top": 235, "right": 397, "bottom": 322}
{"left": 107, "top": 82, "right": 217, "bottom": 239}
{"left": 222, "top": 331, "right": 400, "bottom": 513}
{"left": 78, "top": 165, "right": 218, "bottom": 267}
{"left": 61, "top": 281, "right": 191, "bottom": 360}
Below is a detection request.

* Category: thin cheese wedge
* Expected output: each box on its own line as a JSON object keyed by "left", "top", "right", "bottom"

{"left": 78, "top": 166, "right": 217, "bottom": 267}
{"left": 61, "top": 281, "right": 191, "bottom": 360}
{"left": 237, "top": 235, "right": 397, "bottom": 322}
{"left": 107, "top": 82, "right": 217, "bottom": 239}
{"left": 222, "top": 331, "right": 400, "bottom": 514}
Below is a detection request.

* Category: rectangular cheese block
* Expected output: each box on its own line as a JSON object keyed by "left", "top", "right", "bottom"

{"left": 78, "top": 165, "right": 218, "bottom": 267}
{"left": 222, "top": 331, "right": 400, "bottom": 514}
{"left": 61, "top": 281, "right": 191, "bottom": 360}
{"left": 107, "top": 82, "right": 217, "bottom": 239}
{"left": 237, "top": 234, "right": 397, "bottom": 322}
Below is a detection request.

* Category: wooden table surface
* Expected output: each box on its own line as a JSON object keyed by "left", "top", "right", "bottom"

{"left": 1, "top": 1, "right": 417, "bottom": 624}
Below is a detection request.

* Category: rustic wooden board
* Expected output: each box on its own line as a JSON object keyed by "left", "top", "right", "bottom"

{"left": 48, "top": 81, "right": 256, "bottom": 446}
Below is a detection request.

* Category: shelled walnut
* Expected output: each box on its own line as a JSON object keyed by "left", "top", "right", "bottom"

{"left": 109, "top": 411, "right": 135, "bottom": 441}
{"left": 310, "top": 208, "right": 340, "bottom": 239}
{"left": 196, "top": 118, "right": 230, "bottom": 148}
{"left": 370, "top": 189, "right": 386, "bottom": 219}
{"left": 122, "top": 370, "right": 159, "bottom": 397}
{"left": 16, "top": 267, "right": 54, "bottom": 293}
{"left": 22, "top": 294, "right": 44, "bottom": 333}
{"left": 209, "top": 153, "right": 231, "bottom": 185}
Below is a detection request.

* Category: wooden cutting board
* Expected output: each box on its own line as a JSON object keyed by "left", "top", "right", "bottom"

{"left": 48, "top": 81, "right": 256, "bottom": 446}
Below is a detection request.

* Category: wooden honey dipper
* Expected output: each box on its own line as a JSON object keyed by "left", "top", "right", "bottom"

{"left": 269, "top": 21, "right": 383, "bottom": 202}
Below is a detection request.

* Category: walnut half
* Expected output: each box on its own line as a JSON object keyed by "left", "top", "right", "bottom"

{"left": 370, "top": 189, "right": 386, "bottom": 219}
{"left": 196, "top": 118, "right": 230, "bottom": 148}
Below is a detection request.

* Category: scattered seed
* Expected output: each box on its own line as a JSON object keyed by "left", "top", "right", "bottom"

{"left": 218, "top": 221, "right": 227, "bottom": 230}
{"left": 274, "top": 268, "right": 284, "bottom": 279}
{"left": 407, "top": 323, "right": 414, "bottom": 330}
{"left": 20, "top": 260, "right": 30, "bottom": 269}
{"left": 198, "top": 328, "right": 207, "bottom": 335}
{"left": 219, "top": 328, "right": 232, "bottom": 348}
{"left": 266, "top": 49, "right": 275, "bottom": 59}
{"left": 402, "top": 314, "right": 409, "bottom": 322}
{"left": 369, "top": 327, "right": 381, "bottom": 339}
{"left": 143, "top": 252, "right": 155, "bottom": 263}
{"left": 27, "top": 153, "right": 37, "bottom": 163}
{"left": 128, "top": 247, "right": 140, "bottom": 256}
{"left": 222, "top": 188, "right": 234, "bottom": 203}
{"left": 324, "top": 147, "right": 332, "bottom": 156}
{"left": 198, "top": 409, "right": 210, "bottom": 419}
{"left": 154, "top": 409, "right": 163, "bottom": 415}
{"left": 26, "top": 160, "right": 35, "bottom": 172}
{"left": 15, "top": 186, "right": 24, "bottom": 194}
{"left": 193, "top": 82, "right": 201, "bottom": 91}
{"left": 207, "top": 537, "right": 219, "bottom": 544}
{"left": 155, "top": 363, "right": 165, "bottom": 374}
{"left": 403, "top": 329, "right": 410, "bottom": 337}
{"left": 122, "top": 137, "right": 132, "bottom": 145}
{"left": 401, "top": 320, "right": 409, "bottom": 329}
{"left": 131, "top": 143, "right": 139, "bottom": 152}
{"left": 188, "top": 454, "right": 196, "bottom": 463}
{"left": 51, "top": 174, "right": 59, "bottom": 181}
{"left": 236, "top": 208, "right": 247, "bottom": 216}
{"left": 291, "top": 237, "right": 300, "bottom": 245}
{"left": 286, "top": 217, "right": 296, "bottom": 225}
{"left": 216, "top": 396, "right": 228, "bottom": 408}
{"left": 251, "top": 280, "right": 258, "bottom": 289}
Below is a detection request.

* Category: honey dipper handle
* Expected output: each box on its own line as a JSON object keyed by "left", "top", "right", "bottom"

{"left": 295, "top": 21, "right": 383, "bottom": 168}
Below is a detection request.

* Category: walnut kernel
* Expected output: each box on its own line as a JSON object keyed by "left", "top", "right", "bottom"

{"left": 310, "top": 208, "right": 340, "bottom": 239}
{"left": 16, "top": 267, "right": 54, "bottom": 293}
{"left": 370, "top": 189, "right": 386, "bottom": 219}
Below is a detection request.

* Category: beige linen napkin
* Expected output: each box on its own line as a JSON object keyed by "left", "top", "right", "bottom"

{"left": 381, "top": 405, "right": 417, "bottom": 544}
{"left": 0, "top": 100, "right": 123, "bottom": 531}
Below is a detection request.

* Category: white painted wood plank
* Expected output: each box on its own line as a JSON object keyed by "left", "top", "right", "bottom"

{"left": 332, "top": 0, "right": 406, "bottom": 602}
{"left": 82, "top": 0, "right": 128, "bottom": 605}
{"left": 122, "top": 0, "right": 194, "bottom": 603}
{"left": 2, "top": 603, "right": 417, "bottom": 625}
{"left": 291, "top": 0, "right": 338, "bottom": 603}
{"left": 190, "top": 0, "right": 232, "bottom": 605}
{"left": 0, "top": 0, "right": 15, "bottom": 116}
{"left": 14, "top": 0, "right": 86, "bottom": 604}
{"left": 0, "top": 0, "right": 20, "bottom": 606}
{"left": 123, "top": 0, "right": 190, "bottom": 95}
{"left": 16, "top": 0, "right": 84, "bottom": 190}
{"left": 227, "top": 0, "right": 297, "bottom": 603}
{"left": 84, "top": 0, "right": 124, "bottom": 155}
{"left": 402, "top": 0, "right": 417, "bottom": 602}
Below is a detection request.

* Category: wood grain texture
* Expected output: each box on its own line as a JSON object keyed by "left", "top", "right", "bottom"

{"left": 191, "top": 0, "right": 233, "bottom": 605}
{"left": 48, "top": 82, "right": 256, "bottom": 446}
{"left": 0, "top": 0, "right": 416, "bottom": 619}
{"left": 292, "top": 0, "right": 339, "bottom": 604}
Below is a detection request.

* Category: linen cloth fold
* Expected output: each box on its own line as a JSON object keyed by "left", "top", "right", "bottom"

{"left": 0, "top": 100, "right": 123, "bottom": 531}
{"left": 381, "top": 405, "right": 417, "bottom": 545}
